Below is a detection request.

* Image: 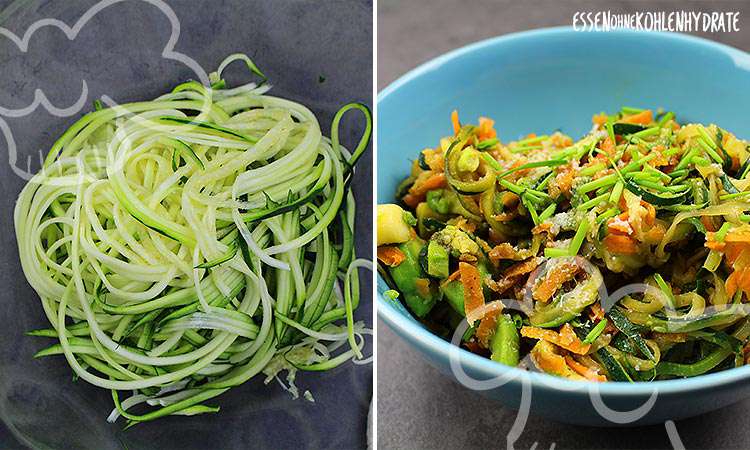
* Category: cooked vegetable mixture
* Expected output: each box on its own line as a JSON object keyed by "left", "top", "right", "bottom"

{"left": 378, "top": 107, "right": 750, "bottom": 381}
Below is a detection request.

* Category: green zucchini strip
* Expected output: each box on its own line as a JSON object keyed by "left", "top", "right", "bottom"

{"left": 15, "top": 54, "right": 372, "bottom": 425}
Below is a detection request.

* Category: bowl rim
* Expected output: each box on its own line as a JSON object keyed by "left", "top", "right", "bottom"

{"left": 377, "top": 26, "right": 750, "bottom": 396}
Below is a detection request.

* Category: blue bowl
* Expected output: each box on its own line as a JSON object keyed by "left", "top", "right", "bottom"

{"left": 377, "top": 27, "right": 750, "bottom": 426}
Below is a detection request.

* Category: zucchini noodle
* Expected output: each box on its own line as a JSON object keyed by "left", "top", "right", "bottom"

{"left": 15, "top": 55, "right": 372, "bottom": 425}
{"left": 378, "top": 107, "right": 750, "bottom": 382}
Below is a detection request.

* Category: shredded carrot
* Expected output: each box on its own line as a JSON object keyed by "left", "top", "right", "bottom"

{"left": 486, "top": 258, "right": 542, "bottom": 295}
{"left": 558, "top": 323, "right": 590, "bottom": 353}
{"left": 521, "top": 324, "right": 591, "bottom": 355}
{"left": 477, "top": 117, "right": 497, "bottom": 141}
{"left": 459, "top": 262, "right": 485, "bottom": 325}
{"left": 728, "top": 246, "right": 748, "bottom": 267}
{"left": 530, "top": 340, "right": 586, "bottom": 380}
{"left": 643, "top": 202, "right": 656, "bottom": 226}
{"left": 486, "top": 276, "right": 519, "bottom": 295}
{"left": 501, "top": 192, "right": 519, "bottom": 208}
{"left": 414, "top": 278, "right": 431, "bottom": 297}
{"left": 408, "top": 172, "right": 447, "bottom": 196}
{"left": 618, "top": 196, "right": 628, "bottom": 211}
{"left": 607, "top": 217, "right": 632, "bottom": 235}
{"left": 488, "top": 243, "right": 517, "bottom": 262}
{"left": 603, "top": 234, "right": 638, "bottom": 254}
{"left": 532, "top": 259, "right": 579, "bottom": 303}
{"left": 531, "top": 341, "right": 569, "bottom": 375}
{"left": 592, "top": 112, "right": 608, "bottom": 127}
{"left": 643, "top": 223, "right": 665, "bottom": 243}
{"left": 739, "top": 266, "right": 750, "bottom": 293}
{"left": 531, "top": 222, "right": 553, "bottom": 234}
{"left": 377, "top": 246, "right": 406, "bottom": 267}
{"left": 554, "top": 167, "right": 576, "bottom": 197}
{"left": 705, "top": 232, "right": 724, "bottom": 251}
{"left": 620, "top": 109, "right": 653, "bottom": 125}
{"left": 589, "top": 302, "right": 605, "bottom": 321}
{"left": 402, "top": 193, "right": 421, "bottom": 209}
{"left": 551, "top": 134, "right": 574, "bottom": 148}
{"left": 421, "top": 148, "right": 445, "bottom": 171}
{"left": 725, "top": 229, "right": 750, "bottom": 244}
{"left": 451, "top": 110, "right": 460, "bottom": 135}
{"left": 475, "top": 303, "right": 503, "bottom": 348}
{"left": 724, "top": 265, "right": 750, "bottom": 299}
{"left": 726, "top": 269, "right": 740, "bottom": 298}
{"left": 402, "top": 172, "right": 447, "bottom": 207}
{"left": 505, "top": 257, "right": 542, "bottom": 279}
{"left": 600, "top": 136, "right": 616, "bottom": 155}
{"left": 453, "top": 216, "right": 477, "bottom": 234}
{"left": 650, "top": 149, "right": 670, "bottom": 167}
{"left": 565, "top": 355, "right": 607, "bottom": 382}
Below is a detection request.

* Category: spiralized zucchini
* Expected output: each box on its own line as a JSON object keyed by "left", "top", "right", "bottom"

{"left": 15, "top": 54, "right": 372, "bottom": 425}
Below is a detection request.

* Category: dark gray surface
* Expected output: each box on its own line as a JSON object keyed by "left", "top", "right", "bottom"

{"left": 0, "top": 0, "right": 372, "bottom": 449}
{"left": 377, "top": 1, "right": 750, "bottom": 449}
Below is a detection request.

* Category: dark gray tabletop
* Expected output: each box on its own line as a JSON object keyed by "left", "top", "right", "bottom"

{"left": 0, "top": 0, "right": 372, "bottom": 448}
{"left": 377, "top": 1, "right": 750, "bottom": 449}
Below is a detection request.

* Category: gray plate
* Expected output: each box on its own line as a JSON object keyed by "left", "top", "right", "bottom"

{"left": 0, "top": 1, "right": 373, "bottom": 448}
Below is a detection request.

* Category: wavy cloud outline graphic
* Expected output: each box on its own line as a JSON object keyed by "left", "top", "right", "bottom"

{"left": 0, "top": 0, "right": 211, "bottom": 179}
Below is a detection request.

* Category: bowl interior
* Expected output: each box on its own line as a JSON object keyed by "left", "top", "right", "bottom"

{"left": 377, "top": 28, "right": 750, "bottom": 393}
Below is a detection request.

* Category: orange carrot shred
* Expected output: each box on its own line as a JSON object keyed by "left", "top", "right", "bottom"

{"left": 589, "top": 303, "right": 605, "bottom": 321}
{"left": 592, "top": 113, "right": 608, "bottom": 127}
{"left": 620, "top": 110, "right": 653, "bottom": 125}
{"left": 644, "top": 223, "right": 665, "bottom": 242}
{"left": 607, "top": 217, "right": 632, "bottom": 236}
{"left": 725, "top": 229, "right": 750, "bottom": 244}
{"left": 459, "top": 262, "right": 485, "bottom": 325}
{"left": 408, "top": 173, "right": 447, "bottom": 196}
{"left": 531, "top": 341, "right": 568, "bottom": 373}
{"left": 401, "top": 193, "right": 421, "bottom": 208}
{"left": 521, "top": 324, "right": 591, "bottom": 355}
{"left": 727, "top": 270, "right": 739, "bottom": 298}
{"left": 600, "top": 136, "right": 616, "bottom": 155}
{"left": 565, "top": 355, "right": 607, "bottom": 382}
{"left": 532, "top": 260, "right": 579, "bottom": 303}
{"left": 414, "top": 278, "right": 431, "bottom": 297}
{"left": 451, "top": 110, "right": 460, "bottom": 135}
{"left": 505, "top": 257, "right": 543, "bottom": 279}
{"left": 603, "top": 234, "right": 638, "bottom": 254}
{"left": 739, "top": 267, "right": 750, "bottom": 294}
{"left": 554, "top": 167, "right": 576, "bottom": 196}
{"left": 377, "top": 246, "right": 406, "bottom": 267}
{"left": 477, "top": 117, "right": 497, "bottom": 141}
{"left": 475, "top": 306, "right": 502, "bottom": 348}
{"left": 488, "top": 243, "right": 516, "bottom": 262}
{"left": 643, "top": 202, "right": 656, "bottom": 226}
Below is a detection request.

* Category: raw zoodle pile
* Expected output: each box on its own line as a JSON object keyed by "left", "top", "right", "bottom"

{"left": 15, "top": 54, "right": 371, "bottom": 425}
{"left": 378, "top": 107, "right": 750, "bottom": 382}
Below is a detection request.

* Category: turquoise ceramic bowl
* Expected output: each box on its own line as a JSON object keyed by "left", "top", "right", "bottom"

{"left": 377, "top": 27, "right": 750, "bottom": 426}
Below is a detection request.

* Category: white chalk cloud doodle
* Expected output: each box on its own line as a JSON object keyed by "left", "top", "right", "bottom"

{"left": 0, "top": 0, "right": 210, "bottom": 179}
